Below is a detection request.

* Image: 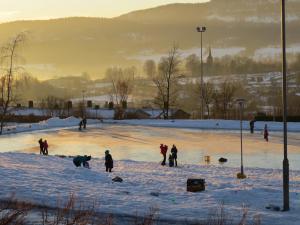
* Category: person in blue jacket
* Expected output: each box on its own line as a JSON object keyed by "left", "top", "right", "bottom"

{"left": 73, "top": 155, "right": 91, "bottom": 168}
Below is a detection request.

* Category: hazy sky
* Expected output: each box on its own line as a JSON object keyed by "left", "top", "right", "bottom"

{"left": 0, "top": 0, "right": 209, "bottom": 22}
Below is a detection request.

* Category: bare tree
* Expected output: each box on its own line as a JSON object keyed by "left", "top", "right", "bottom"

{"left": 267, "top": 78, "right": 282, "bottom": 119}
{"left": 197, "top": 81, "right": 214, "bottom": 119}
{"left": 119, "top": 67, "right": 136, "bottom": 105}
{"left": 287, "top": 93, "right": 300, "bottom": 116}
{"left": 151, "top": 45, "right": 181, "bottom": 119}
{"left": 218, "top": 80, "right": 238, "bottom": 119}
{"left": 296, "top": 72, "right": 300, "bottom": 87}
{"left": 211, "top": 80, "right": 237, "bottom": 119}
{"left": 143, "top": 60, "right": 156, "bottom": 78}
{"left": 0, "top": 33, "right": 26, "bottom": 134}
{"left": 185, "top": 54, "right": 200, "bottom": 76}
{"left": 105, "top": 66, "right": 135, "bottom": 107}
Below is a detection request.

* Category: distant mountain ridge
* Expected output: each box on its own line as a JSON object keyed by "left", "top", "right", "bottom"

{"left": 0, "top": 0, "right": 299, "bottom": 79}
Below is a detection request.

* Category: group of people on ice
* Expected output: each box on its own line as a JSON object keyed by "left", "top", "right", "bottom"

{"left": 160, "top": 144, "right": 178, "bottom": 167}
{"left": 38, "top": 138, "right": 49, "bottom": 155}
{"left": 249, "top": 120, "right": 269, "bottom": 142}
{"left": 38, "top": 118, "right": 275, "bottom": 172}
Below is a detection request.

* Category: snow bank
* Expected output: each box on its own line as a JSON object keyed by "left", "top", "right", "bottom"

{"left": 109, "top": 119, "right": 300, "bottom": 132}
{"left": 41, "top": 116, "right": 80, "bottom": 126}
{"left": 3, "top": 117, "right": 101, "bottom": 135}
{"left": 0, "top": 153, "right": 299, "bottom": 225}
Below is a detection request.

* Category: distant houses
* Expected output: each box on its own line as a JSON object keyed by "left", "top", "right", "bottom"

{"left": 124, "top": 108, "right": 191, "bottom": 120}
{"left": 171, "top": 109, "right": 191, "bottom": 119}
{"left": 9, "top": 101, "right": 191, "bottom": 121}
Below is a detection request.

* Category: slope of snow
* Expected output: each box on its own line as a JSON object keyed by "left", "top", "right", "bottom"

{"left": 0, "top": 153, "right": 299, "bottom": 224}
{"left": 108, "top": 119, "right": 300, "bottom": 132}
{"left": 3, "top": 117, "right": 102, "bottom": 135}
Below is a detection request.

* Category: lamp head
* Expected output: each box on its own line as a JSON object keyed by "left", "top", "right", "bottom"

{"left": 236, "top": 98, "right": 246, "bottom": 107}
{"left": 196, "top": 26, "right": 206, "bottom": 32}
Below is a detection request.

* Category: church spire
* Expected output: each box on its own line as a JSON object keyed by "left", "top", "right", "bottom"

{"left": 206, "top": 46, "right": 213, "bottom": 65}
{"left": 206, "top": 46, "right": 213, "bottom": 76}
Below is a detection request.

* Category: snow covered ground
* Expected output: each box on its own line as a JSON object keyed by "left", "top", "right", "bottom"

{"left": 0, "top": 153, "right": 299, "bottom": 225}
{"left": 1, "top": 118, "right": 300, "bottom": 224}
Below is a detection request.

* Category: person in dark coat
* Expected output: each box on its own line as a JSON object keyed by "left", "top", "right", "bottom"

{"left": 105, "top": 150, "right": 113, "bottom": 172}
{"left": 264, "top": 124, "right": 269, "bottom": 142}
{"left": 43, "top": 140, "right": 49, "bottom": 155}
{"left": 249, "top": 120, "right": 255, "bottom": 134}
{"left": 160, "top": 144, "right": 168, "bottom": 166}
{"left": 171, "top": 144, "right": 178, "bottom": 167}
{"left": 73, "top": 155, "right": 91, "bottom": 168}
{"left": 38, "top": 138, "right": 44, "bottom": 155}
{"left": 79, "top": 120, "right": 83, "bottom": 131}
{"left": 82, "top": 117, "right": 87, "bottom": 129}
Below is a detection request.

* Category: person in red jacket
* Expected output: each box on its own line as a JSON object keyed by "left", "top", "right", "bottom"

{"left": 43, "top": 140, "right": 49, "bottom": 155}
{"left": 160, "top": 144, "right": 168, "bottom": 166}
{"left": 264, "top": 124, "right": 269, "bottom": 142}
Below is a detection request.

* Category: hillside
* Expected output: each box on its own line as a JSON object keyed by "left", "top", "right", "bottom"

{"left": 0, "top": 0, "right": 299, "bottom": 79}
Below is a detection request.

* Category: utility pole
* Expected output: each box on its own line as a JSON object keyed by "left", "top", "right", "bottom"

{"left": 236, "top": 98, "right": 246, "bottom": 178}
{"left": 281, "top": 0, "right": 289, "bottom": 211}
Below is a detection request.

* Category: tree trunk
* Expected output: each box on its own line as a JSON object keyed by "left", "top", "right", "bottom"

{"left": 0, "top": 119, "right": 4, "bottom": 134}
{"left": 206, "top": 105, "right": 210, "bottom": 119}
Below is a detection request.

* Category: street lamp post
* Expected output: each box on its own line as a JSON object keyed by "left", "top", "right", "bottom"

{"left": 196, "top": 26, "right": 206, "bottom": 119}
{"left": 281, "top": 0, "right": 289, "bottom": 211}
{"left": 236, "top": 98, "right": 246, "bottom": 179}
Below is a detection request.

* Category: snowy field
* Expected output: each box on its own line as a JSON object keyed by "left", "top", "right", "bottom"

{"left": 0, "top": 153, "right": 299, "bottom": 225}
{"left": 1, "top": 117, "right": 300, "bottom": 224}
